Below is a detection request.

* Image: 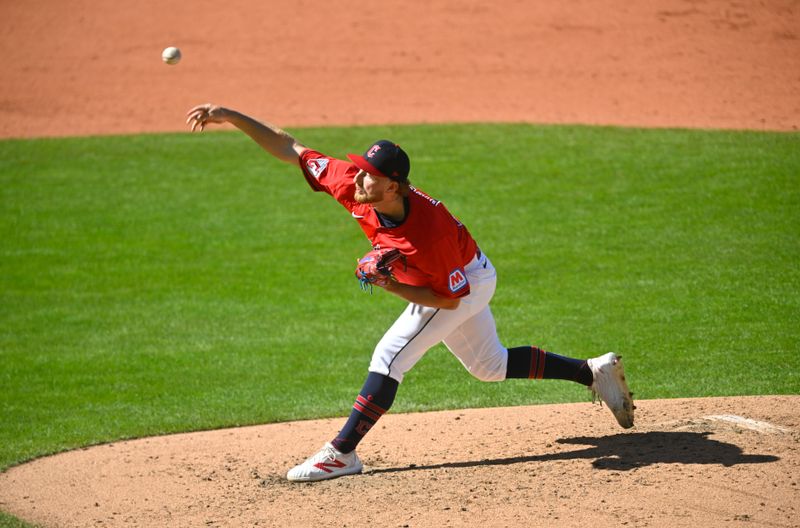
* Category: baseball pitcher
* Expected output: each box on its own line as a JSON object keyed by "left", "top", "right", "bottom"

{"left": 187, "top": 104, "right": 635, "bottom": 482}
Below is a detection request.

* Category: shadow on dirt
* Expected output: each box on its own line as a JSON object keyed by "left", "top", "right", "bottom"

{"left": 367, "top": 431, "right": 779, "bottom": 475}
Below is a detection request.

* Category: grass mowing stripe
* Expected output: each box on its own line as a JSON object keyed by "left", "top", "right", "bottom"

{"left": 1, "top": 125, "right": 798, "bottom": 477}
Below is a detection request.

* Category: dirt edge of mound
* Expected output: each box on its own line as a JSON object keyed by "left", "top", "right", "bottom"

{"left": 1, "top": 395, "right": 798, "bottom": 528}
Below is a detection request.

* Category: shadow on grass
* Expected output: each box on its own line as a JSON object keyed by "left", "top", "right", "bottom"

{"left": 366, "top": 431, "right": 779, "bottom": 475}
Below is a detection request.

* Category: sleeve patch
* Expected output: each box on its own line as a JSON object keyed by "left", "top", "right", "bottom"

{"left": 306, "top": 158, "right": 329, "bottom": 179}
{"left": 448, "top": 268, "right": 468, "bottom": 293}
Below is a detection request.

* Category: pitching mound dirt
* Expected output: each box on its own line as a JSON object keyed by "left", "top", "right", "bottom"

{"left": 1, "top": 396, "right": 798, "bottom": 527}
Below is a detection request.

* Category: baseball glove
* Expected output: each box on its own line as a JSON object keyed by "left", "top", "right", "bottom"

{"left": 355, "top": 247, "right": 405, "bottom": 292}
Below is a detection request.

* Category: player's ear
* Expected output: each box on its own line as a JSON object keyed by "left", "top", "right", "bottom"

{"left": 396, "top": 180, "right": 410, "bottom": 197}
{"left": 387, "top": 179, "right": 400, "bottom": 196}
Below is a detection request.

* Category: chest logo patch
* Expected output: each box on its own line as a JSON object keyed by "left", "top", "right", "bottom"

{"left": 306, "top": 158, "right": 329, "bottom": 179}
{"left": 448, "top": 268, "right": 468, "bottom": 293}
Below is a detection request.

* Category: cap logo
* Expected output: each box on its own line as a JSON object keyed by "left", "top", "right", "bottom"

{"left": 367, "top": 145, "right": 381, "bottom": 158}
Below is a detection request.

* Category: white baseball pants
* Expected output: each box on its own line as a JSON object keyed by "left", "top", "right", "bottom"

{"left": 369, "top": 252, "right": 508, "bottom": 383}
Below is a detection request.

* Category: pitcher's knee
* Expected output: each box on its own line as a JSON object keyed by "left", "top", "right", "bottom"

{"left": 467, "top": 363, "right": 506, "bottom": 382}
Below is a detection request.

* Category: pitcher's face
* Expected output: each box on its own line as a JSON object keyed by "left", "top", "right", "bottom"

{"left": 354, "top": 169, "right": 389, "bottom": 204}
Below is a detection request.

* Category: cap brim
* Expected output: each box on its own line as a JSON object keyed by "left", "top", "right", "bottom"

{"left": 347, "top": 154, "right": 390, "bottom": 180}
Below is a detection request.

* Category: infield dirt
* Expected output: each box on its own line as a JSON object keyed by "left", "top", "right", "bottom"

{"left": 1, "top": 0, "right": 798, "bottom": 527}
{"left": 1, "top": 397, "right": 798, "bottom": 527}
{"left": 0, "top": 0, "right": 798, "bottom": 138}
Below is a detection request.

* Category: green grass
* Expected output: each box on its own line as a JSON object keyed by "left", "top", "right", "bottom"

{"left": 1, "top": 123, "right": 799, "bottom": 492}
{"left": 0, "top": 512, "right": 38, "bottom": 528}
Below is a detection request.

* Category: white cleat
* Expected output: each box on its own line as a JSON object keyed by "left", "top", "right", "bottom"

{"left": 587, "top": 352, "right": 635, "bottom": 429}
{"left": 286, "top": 443, "right": 364, "bottom": 482}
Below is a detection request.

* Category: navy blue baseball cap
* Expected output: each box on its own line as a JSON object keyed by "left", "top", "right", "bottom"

{"left": 347, "top": 140, "right": 410, "bottom": 183}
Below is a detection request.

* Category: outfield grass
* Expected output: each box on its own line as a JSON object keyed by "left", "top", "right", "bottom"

{"left": 1, "top": 124, "right": 799, "bottom": 489}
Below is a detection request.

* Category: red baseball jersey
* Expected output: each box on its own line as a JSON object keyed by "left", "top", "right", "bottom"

{"left": 300, "top": 149, "right": 478, "bottom": 299}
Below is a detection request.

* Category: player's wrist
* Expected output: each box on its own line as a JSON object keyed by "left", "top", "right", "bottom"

{"left": 216, "top": 107, "right": 234, "bottom": 123}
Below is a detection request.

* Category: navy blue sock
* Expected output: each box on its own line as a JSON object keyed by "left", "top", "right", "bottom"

{"left": 331, "top": 372, "right": 399, "bottom": 454}
{"left": 506, "top": 346, "right": 593, "bottom": 386}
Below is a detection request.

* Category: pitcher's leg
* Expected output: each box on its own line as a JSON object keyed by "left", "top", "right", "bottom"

{"left": 442, "top": 304, "right": 591, "bottom": 387}
{"left": 330, "top": 371, "right": 399, "bottom": 454}
{"left": 505, "top": 346, "right": 593, "bottom": 385}
{"left": 442, "top": 304, "right": 508, "bottom": 382}
{"left": 369, "top": 301, "right": 479, "bottom": 383}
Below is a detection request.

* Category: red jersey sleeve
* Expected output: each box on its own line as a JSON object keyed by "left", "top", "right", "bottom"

{"left": 298, "top": 149, "right": 357, "bottom": 203}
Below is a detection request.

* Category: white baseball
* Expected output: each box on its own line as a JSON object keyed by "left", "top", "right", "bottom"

{"left": 161, "top": 46, "right": 181, "bottom": 65}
